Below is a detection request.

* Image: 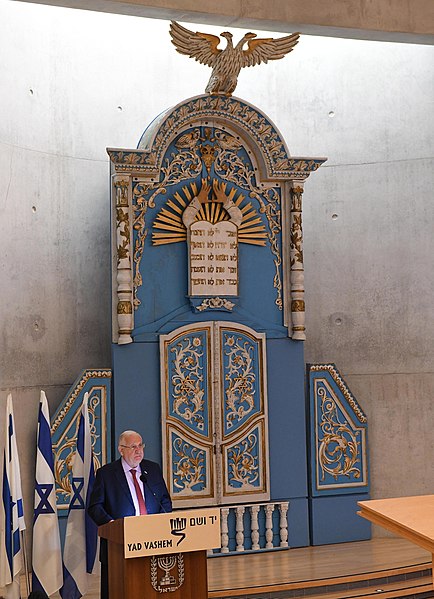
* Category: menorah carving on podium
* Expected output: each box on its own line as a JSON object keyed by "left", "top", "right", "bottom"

{"left": 150, "top": 553, "right": 185, "bottom": 592}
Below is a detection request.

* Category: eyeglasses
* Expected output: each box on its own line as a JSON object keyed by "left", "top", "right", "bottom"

{"left": 120, "top": 443, "right": 145, "bottom": 450}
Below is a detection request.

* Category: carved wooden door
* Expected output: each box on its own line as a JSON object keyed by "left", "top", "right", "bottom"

{"left": 160, "top": 321, "right": 269, "bottom": 507}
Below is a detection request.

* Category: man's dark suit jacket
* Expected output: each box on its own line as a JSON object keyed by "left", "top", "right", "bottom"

{"left": 87, "top": 458, "right": 172, "bottom": 599}
{"left": 88, "top": 458, "right": 172, "bottom": 525}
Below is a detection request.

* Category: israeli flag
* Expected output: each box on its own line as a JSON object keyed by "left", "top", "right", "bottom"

{"left": 32, "top": 391, "right": 63, "bottom": 596}
{"left": 60, "top": 392, "right": 98, "bottom": 599}
{"left": 0, "top": 394, "right": 26, "bottom": 599}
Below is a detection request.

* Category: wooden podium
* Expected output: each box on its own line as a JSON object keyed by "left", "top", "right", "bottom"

{"left": 99, "top": 508, "right": 220, "bottom": 599}
{"left": 358, "top": 495, "right": 434, "bottom": 586}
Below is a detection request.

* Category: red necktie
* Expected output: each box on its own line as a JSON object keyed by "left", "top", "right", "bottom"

{"left": 130, "top": 469, "right": 147, "bottom": 515}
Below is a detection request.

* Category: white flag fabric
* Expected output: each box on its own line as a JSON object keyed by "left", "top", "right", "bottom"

{"left": 0, "top": 394, "right": 26, "bottom": 599}
{"left": 60, "top": 392, "right": 98, "bottom": 599}
{"left": 31, "top": 390, "right": 63, "bottom": 596}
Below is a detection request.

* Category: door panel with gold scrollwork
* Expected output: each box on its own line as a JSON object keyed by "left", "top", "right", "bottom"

{"left": 219, "top": 326, "right": 269, "bottom": 502}
{"left": 161, "top": 324, "right": 214, "bottom": 506}
{"left": 160, "top": 321, "right": 269, "bottom": 507}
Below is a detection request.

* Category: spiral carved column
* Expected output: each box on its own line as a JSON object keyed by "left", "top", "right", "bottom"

{"left": 289, "top": 182, "right": 306, "bottom": 340}
{"left": 114, "top": 175, "right": 133, "bottom": 344}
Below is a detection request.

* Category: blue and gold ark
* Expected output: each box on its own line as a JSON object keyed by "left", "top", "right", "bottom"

{"left": 53, "top": 93, "right": 370, "bottom": 550}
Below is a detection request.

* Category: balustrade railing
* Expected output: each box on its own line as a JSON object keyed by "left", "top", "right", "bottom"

{"left": 212, "top": 501, "right": 289, "bottom": 555}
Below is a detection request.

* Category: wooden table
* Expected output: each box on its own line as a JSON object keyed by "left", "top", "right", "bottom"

{"left": 358, "top": 495, "right": 434, "bottom": 586}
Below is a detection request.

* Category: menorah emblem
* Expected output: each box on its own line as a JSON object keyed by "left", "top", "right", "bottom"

{"left": 158, "top": 555, "right": 177, "bottom": 586}
{"left": 170, "top": 517, "right": 187, "bottom": 546}
{"left": 150, "top": 553, "right": 185, "bottom": 593}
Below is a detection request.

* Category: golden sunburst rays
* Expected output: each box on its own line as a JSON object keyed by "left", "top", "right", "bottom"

{"left": 151, "top": 182, "right": 267, "bottom": 246}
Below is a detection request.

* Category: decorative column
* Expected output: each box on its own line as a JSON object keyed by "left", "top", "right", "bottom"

{"left": 289, "top": 182, "right": 306, "bottom": 340}
{"left": 265, "top": 503, "right": 274, "bottom": 549}
{"left": 250, "top": 505, "right": 260, "bottom": 550}
{"left": 235, "top": 506, "right": 245, "bottom": 552}
{"left": 113, "top": 175, "right": 133, "bottom": 344}
{"left": 220, "top": 508, "right": 230, "bottom": 553}
{"left": 278, "top": 502, "right": 289, "bottom": 547}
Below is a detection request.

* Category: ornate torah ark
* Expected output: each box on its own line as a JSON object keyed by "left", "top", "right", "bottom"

{"left": 109, "top": 93, "right": 327, "bottom": 547}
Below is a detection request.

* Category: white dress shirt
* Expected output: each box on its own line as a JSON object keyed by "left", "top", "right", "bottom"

{"left": 121, "top": 458, "right": 145, "bottom": 516}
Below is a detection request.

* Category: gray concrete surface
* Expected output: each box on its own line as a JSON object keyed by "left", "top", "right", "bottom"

{"left": 0, "top": 1, "right": 433, "bottom": 542}
{"left": 16, "top": 0, "right": 434, "bottom": 43}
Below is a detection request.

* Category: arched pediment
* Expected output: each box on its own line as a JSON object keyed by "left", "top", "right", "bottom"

{"left": 108, "top": 94, "right": 325, "bottom": 181}
{"left": 108, "top": 94, "right": 327, "bottom": 345}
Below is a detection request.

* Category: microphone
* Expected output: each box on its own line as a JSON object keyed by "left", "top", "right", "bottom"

{"left": 140, "top": 472, "right": 169, "bottom": 513}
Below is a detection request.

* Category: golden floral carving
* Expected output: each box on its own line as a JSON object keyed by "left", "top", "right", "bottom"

{"left": 317, "top": 386, "right": 361, "bottom": 481}
{"left": 108, "top": 97, "right": 326, "bottom": 310}
{"left": 51, "top": 370, "right": 112, "bottom": 433}
{"left": 131, "top": 146, "right": 203, "bottom": 307}
{"left": 117, "top": 300, "right": 132, "bottom": 314}
{"left": 200, "top": 144, "right": 217, "bottom": 171}
{"left": 116, "top": 207, "right": 130, "bottom": 265}
{"left": 224, "top": 335, "right": 256, "bottom": 427}
{"left": 196, "top": 297, "right": 235, "bottom": 312}
{"left": 170, "top": 338, "right": 205, "bottom": 430}
{"left": 114, "top": 179, "right": 129, "bottom": 207}
{"left": 228, "top": 433, "right": 259, "bottom": 487}
{"left": 213, "top": 141, "right": 283, "bottom": 309}
{"left": 291, "top": 299, "right": 305, "bottom": 312}
{"left": 110, "top": 96, "right": 325, "bottom": 179}
{"left": 290, "top": 187, "right": 303, "bottom": 267}
{"left": 310, "top": 365, "right": 367, "bottom": 423}
{"left": 173, "top": 438, "right": 205, "bottom": 491}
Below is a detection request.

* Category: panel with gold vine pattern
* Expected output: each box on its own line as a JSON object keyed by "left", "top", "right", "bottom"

{"left": 308, "top": 364, "right": 369, "bottom": 495}
{"left": 160, "top": 322, "right": 269, "bottom": 507}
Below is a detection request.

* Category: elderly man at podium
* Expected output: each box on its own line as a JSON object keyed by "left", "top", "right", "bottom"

{"left": 88, "top": 430, "right": 172, "bottom": 599}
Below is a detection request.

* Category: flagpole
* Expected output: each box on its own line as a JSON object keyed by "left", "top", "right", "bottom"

{"left": 21, "top": 530, "right": 31, "bottom": 596}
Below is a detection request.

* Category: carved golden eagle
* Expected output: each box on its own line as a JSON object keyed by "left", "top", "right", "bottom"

{"left": 170, "top": 21, "right": 300, "bottom": 96}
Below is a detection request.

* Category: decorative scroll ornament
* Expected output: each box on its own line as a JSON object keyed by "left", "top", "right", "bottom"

{"left": 172, "top": 437, "right": 206, "bottom": 492}
{"left": 161, "top": 322, "right": 269, "bottom": 505}
{"left": 227, "top": 433, "right": 259, "bottom": 488}
{"left": 170, "top": 336, "right": 205, "bottom": 431}
{"left": 170, "top": 21, "right": 300, "bottom": 96}
{"left": 318, "top": 386, "right": 361, "bottom": 481}
{"left": 150, "top": 553, "right": 184, "bottom": 593}
{"left": 224, "top": 335, "right": 256, "bottom": 428}
{"left": 150, "top": 125, "right": 282, "bottom": 308}
{"left": 112, "top": 96, "right": 326, "bottom": 180}
{"left": 310, "top": 364, "right": 367, "bottom": 423}
{"left": 196, "top": 297, "right": 235, "bottom": 312}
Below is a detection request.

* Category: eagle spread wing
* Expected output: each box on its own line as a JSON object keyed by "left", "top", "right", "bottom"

{"left": 243, "top": 32, "right": 300, "bottom": 67}
{"left": 170, "top": 21, "right": 221, "bottom": 66}
{"left": 169, "top": 22, "right": 301, "bottom": 96}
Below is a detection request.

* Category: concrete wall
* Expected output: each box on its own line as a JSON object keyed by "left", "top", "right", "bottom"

{"left": 17, "top": 0, "right": 434, "bottom": 43}
{"left": 0, "top": 0, "right": 433, "bottom": 537}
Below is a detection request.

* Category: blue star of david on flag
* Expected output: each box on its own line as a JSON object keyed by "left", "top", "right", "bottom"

{"left": 0, "top": 394, "right": 26, "bottom": 598}
{"left": 70, "top": 477, "right": 85, "bottom": 510}
{"left": 34, "top": 483, "right": 55, "bottom": 518}
{"left": 32, "top": 390, "right": 63, "bottom": 596}
{"left": 60, "top": 392, "right": 98, "bottom": 599}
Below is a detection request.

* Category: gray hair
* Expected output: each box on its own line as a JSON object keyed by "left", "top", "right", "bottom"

{"left": 118, "top": 430, "right": 141, "bottom": 446}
